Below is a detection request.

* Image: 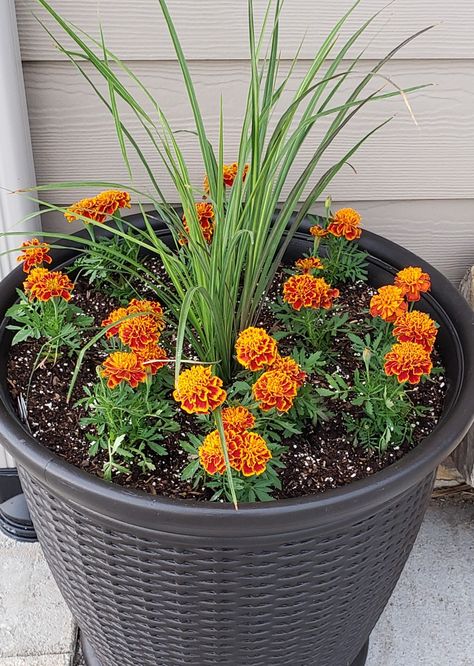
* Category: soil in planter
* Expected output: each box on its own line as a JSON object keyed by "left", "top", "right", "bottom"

{"left": 5, "top": 269, "right": 447, "bottom": 500}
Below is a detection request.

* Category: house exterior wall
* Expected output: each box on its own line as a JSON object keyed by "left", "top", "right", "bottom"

{"left": 14, "top": 0, "right": 474, "bottom": 282}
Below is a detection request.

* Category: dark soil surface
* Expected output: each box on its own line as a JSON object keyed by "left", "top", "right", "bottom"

{"left": 5, "top": 265, "right": 447, "bottom": 501}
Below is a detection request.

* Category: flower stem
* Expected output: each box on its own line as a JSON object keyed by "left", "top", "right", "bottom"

{"left": 214, "top": 409, "right": 238, "bottom": 510}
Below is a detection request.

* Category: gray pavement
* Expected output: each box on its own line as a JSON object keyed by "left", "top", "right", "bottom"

{"left": 1, "top": 498, "right": 473, "bottom": 666}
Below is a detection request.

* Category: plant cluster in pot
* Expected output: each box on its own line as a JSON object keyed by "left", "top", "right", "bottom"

{"left": 1, "top": 1, "right": 473, "bottom": 665}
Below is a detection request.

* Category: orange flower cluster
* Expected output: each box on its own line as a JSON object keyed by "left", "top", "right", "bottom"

{"left": 173, "top": 365, "right": 226, "bottom": 414}
{"left": 199, "top": 428, "right": 271, "bottom": 477}
{"left": 64, "top": 190, "right": 131, "bottom": 224}
{"left": 222, "top": 405, "right": 256, "bottom": 431}
{"left": 203, "top": 162, "right": 249, "bottom": 193}
{"left": 101, "top": 298, "right": 168, "bottom": 388}
{"left": 384, "top": 342, "right": 433, "bottom": 385}
{"left": 395, "top": 266, "right": 431, "bottom": 302}
{"left": 23, "top": 267, "right": 74, "bottom": 302}
{"left": 235, "top": 328, "right": 306, "bottom": 413}
{"left": 235, "top": 327, "right": 278, "bottom": 371}
{"left": 369, "top": 285, "right": 407, "bottom": 323}
{"left": 393, "top": 311, "right": 438, "bottom": 352}
{"left": 101, "top": 351, "right": 148, "bottom": 389}
{"left": 180, "top": 202, "right": 215, "bottom": 245}
{"left": 327, "top": 208, "right": 362, "bottom": 241}
{"left": 283, "top": 274, "right": 339, "bottom": 311}
{"left": 295, "top": 256, "right": 324, "bottom": 273}
{"left": 17, "top": 239, "right": 52, "bottom": 273}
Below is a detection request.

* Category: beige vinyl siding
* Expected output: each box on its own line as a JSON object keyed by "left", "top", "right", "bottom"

{"left": 14, "top": 0, "right": 474, "bottom": 282}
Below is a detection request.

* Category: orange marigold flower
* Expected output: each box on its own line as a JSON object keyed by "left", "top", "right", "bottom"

{"left": 295, "top": 256, "right": 324, "bottom": 273}
{"left": 118, "top": 314, "right": 159, "bottom": 352}
{"left": 199, "top": 430, "right": 227, "bottom": 475}
{"left": 181, "top": 202, "right": 215, "bottom": 245}
{"left": 392, "top": 311, "right": 438, "bottom": 352}
{"left": 23, "top": 268, "right": 74, "bottom": 302}
{"left": 238, "top": 431, "right": 272, "bottom": 477}
{"left": 384, "top": 341, "right": 433, "bottom": 385}
{"left": 221, "top": 406, "right": 256, "bottom": 432}
{"left": 64, "top": 190, "right": 131, "bottom": 224}
{"left": 138, "top": 343, "right": 169, "bottom": 375}
{"left": 395, "top": 266, "right": 431, "bottom": 302}
{"left": 268, "top": 354, "right": 307, "bottom": 388}
{"left": 327, "top": 207, "right": 362, "bottom": 241}
{"left": 101, "top": 307, "right": 129, "bottom": 338}
{"left": 283, "top": 274, "right": 339, "bottom": 311}
{"left": 17, "top": 239, "right": 53, "bottom": 273}
{"left": 127, "top": 299, "right": 165, "bottom": 331}
{"left": 235, "top": 327, "right": 278, "bottom": 372}
{"left": 101, "top": 351, "right": 147, "bottom": 389}
{"left": 253, "top": 370, "right": 298, "bottom": 413}
{"left": 369, "top": 285, "right": 407, "bottom": 322}
{"left": 309, "top": 224, "right": 328, "bottom": 238}
{"left": 173, "top": 365, "right": 226, "bottom": 414}
{"left": 223, "top": 162, "right": 249, "bottom": 187}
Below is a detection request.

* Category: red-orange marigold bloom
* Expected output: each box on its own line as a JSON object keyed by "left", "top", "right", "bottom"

{"left": 268, "top": 354, "right": 307, "bottom": 388}
{"left": 283, "top": 274, "right": 339, "bottom": 311}
{"left": 295, "top": 256, "right": 324, "bottom": 273}
{"left": 384, "top": 341, "right": 433, "bottom": 385}
{"left": 23, "top": 268, "right": 74, "bottom": 302}
{"left": 127, "top": 299, "right": 165, "bottom": 331}
{"left": 235, "top": 327, "right": 278, "bottom": 372}
{"left": 327, "top": 207, "right": 362, "bottom": 241}
{"left": 221, "top": 406, "right": 256, "bottom": 432}
{"left": 173, "top": 365, "right": 226, "bottom": 414}
{"left": 369, "top": 285, "right": 407, "bottom": 322}
{"left": 309, "top": 224, "right": 328, "bottom": 238}
{"left": 392, "top": 311, "right": 438, "bottom": 352}
{"left": 17, "top": 239, "right": 53, "bottom": 273}
{"left": 64, "top": 190, "right": 131, "bottom": 224}
{"left": 394, "top": 266, "right": 431, "bottom": 302}
{"left": 101, "top": 351, "right": 147, "bottom": 389}
{"left": 118, "top": 315, "right": 159, "bottom": 352}
{"left": 181, "top": 202, "right": 215, "bottom": 245}
{"left": 238, "top": 431, "right": 272, "bottom": 477}
{"left": 138, "top": 343, "right": 169, "bottom": 375}
{"left": 199, "top": 430, "right": 227, "bottom": 475}
{"left": 223, "top": 162, "right": 249, "bottom": 187}
{"left": 101, "top": 307, "right": 129, "bottom": 338}
{"left": 253, "top": 370, "right": 298, "bottom": 413}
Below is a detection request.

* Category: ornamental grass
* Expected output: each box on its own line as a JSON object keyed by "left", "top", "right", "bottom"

{"left": 2, "top": 1, "right": 446, "bottom": 506}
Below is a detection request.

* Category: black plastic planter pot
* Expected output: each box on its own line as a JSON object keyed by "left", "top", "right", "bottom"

{"left": 0, "top": 218, "right": 473, "bottom": 666}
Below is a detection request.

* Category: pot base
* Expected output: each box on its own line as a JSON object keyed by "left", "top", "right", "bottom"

{"left": 80, "top": 635, "right": 370, "bottom": 666}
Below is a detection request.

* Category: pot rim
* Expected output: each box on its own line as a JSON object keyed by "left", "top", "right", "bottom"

{"left": 0, "top": 220, "right": 473, "bottom": 537}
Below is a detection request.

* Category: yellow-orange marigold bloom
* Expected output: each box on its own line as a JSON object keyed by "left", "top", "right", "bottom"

{"left": 23, "top": 268, "right": 74, "bottom": 302}
{"left": 327, "top": 207, "right": 362, "bottom": 241}
{"left": 181, "top": 202, "right": 215, "bottom": 245}
{"left": 369, "top": 285, "right": 407, "bottom": 322}
{"left": 394, "top": 266, "right": 431, "bottom": 302}
{"left": 309, "top": 224, "right": 328, "bottom": 238}
{"left": 173, "top": 365, "right": 226, "bottom": 414}
{"left": 64, "top": 190, "right": 131, "bottom": 224}
{"left": 221, "top": 406, "right": 256, "bottom": 432}
{"left": 127, "top": 299, "right": 165, "bottom": 331}
{"left": 295, "top": 256, "right": 324, "bottom": 273}
{"left": 253, "top": 370, "right": 298, "bottom": 413}
{"left": 268, "top": 354, "right": 307, "bottom": 388}
{"left": 384, "top": 341, "right": 433, "bottom": 385}
{"left": 235, "top": 327, "right": 278, "bottom": 372}
{"left": 283, "top": 274, "right": 339, "bottom": 311}
{"left": 392, "top": 311, "right": 438, "bottom": 352}
{"left": 138, "top": 343, "right": 169, "bottom": 375}
{"left": 238, "top": 431, "right": 272, "bottom": 477}
{"left": 223, "top": 162, "right": 249, "bottom": 187}
{"left": 199, "top": 430, "right": 227, "bottom": 475}
{"left": 101, "top": 351, "right": 147, "bottom": 389}
{"left": 118, "top": 315, "right": 159, "bottom": 352}
{"left": 17, "top": 239, "right": 53, "bottom": 273}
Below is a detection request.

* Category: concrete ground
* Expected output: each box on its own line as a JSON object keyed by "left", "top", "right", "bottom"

{"left": 1, "top": 497, "right": 473, "bottom": 666}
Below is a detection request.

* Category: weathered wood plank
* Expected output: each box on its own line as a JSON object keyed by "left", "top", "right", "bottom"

{"left": 15, "top": 0, "right": 474, "bottom": 62}
{"left": 22, "top": 59, "right": 474, "bottom": 201}
{"left": 37, "top": 200, "right": 474, "bottom": 285}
